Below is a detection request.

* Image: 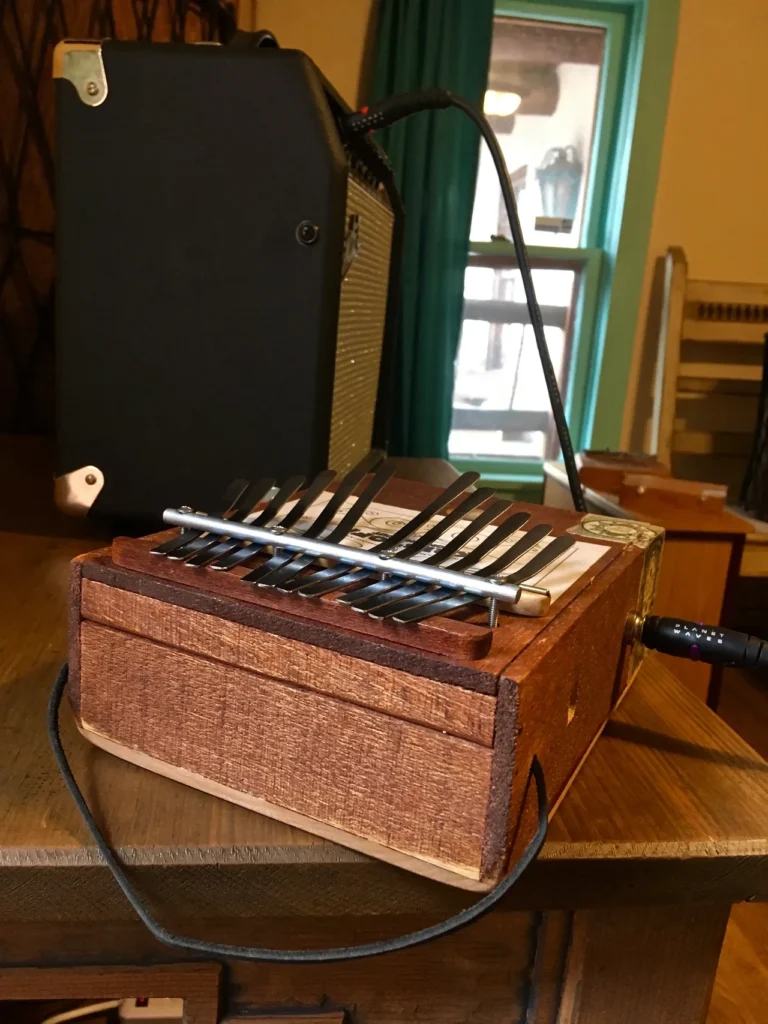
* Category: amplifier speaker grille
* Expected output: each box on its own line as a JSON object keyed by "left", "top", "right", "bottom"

{"left": 327, "top": 173, "right": 394, "bottom": 473}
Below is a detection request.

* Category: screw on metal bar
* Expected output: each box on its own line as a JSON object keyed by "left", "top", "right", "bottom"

{"left": 487, "top": 576, "right": 504, "bottom": 627}
{"left": 178, "top": 506, "right": 194, "bottom": 534}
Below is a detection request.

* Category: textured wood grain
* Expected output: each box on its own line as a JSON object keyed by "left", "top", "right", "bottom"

{"left": 526, "top": 911, "right": 572, "bottom": 1024}
{"left": 77, "top": 725, "right": 492, "bottom": 892}
{"left": 113, "top": 533, "right": 495, "bottom": 662}
{"left": 79, "top": 623, "right": 493, "bottom": 876}
{"left": 547, "top": 656, "right": 768, "bottom": 862}
{"left": 77, "top": 533, "right": 634, "bottom": 886}
{"left": 545, "top": 459, "right": 750, "bottom": 534}
{"left": 67, "top": 554, "right": 84, "bottom": 712}
{"left": 0, "top": 914, "right": 540, "bottom": 1023}
{"left": 80, "top": 580, "right": 496, "bottom": 745}
{"left": 484, "top": 546, "right": 644, "bottom": 878}
{"left": 81, "top": 555, "right": 500, "bottom": 695}
{"left": 678, "top": 362, "right": 762, "bottom": 381}
{"left": 68, "top": 547, "right": 112, "bottom": 713}
{"left": 110, "top": 469, "right": 620, "bottom": 682}
{"left": 222, "top": 912, "right": 539, "bottom": 1023}
{"left": 4, "top": 530, "right": 768, "bottom": 922}
{"left": 0, "top": 908, "right": 746, "bottom": 1024}
{"left": 0, "top": 964, "right": 220, "bottom": 1024}
{"left": 561, "top": 904, "right": 730, "bottom": 1024}
{"left": 223, "top": 1017, "right": 344, "bottom": 1024}
{"left": 619, "top": 472, "right": 728, "bottom": 513}
{"left": 97, "top": 538, "right": 625, "bottom": 684}
{"left": 84, "top": 536, "right": 626, "bottom": 700}
{"left": 0, "top": 907, "right": 734, "bottom": 1024}
{"left": 4, "top": 517, "right": 768, "bottom": 1023}
{"left": 708, "top": 903, "right": 768, "bottom": 1024}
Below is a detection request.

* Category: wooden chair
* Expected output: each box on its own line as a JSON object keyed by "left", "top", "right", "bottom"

{"left": 650, "top": 246, "right": 768, "bottom": 498}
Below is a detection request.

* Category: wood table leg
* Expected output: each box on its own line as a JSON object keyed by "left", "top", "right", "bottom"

{"left": 555, "top": 904, "right": 731, "bottom": 1024}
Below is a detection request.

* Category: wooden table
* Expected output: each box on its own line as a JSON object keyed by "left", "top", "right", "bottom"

{"left": 2, "top": 520, "right": 768, "bottom": 1021}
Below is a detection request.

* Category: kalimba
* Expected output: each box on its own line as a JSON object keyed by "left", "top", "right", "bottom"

{"left": 68, "top": 459, "right": 663, "bottom": 890}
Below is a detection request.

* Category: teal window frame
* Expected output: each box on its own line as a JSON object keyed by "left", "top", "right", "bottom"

{"left": 451, "top": 0, "right": 679, "bottom": 494}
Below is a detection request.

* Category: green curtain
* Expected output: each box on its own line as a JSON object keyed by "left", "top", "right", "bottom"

{"left": 372, "top": 0, "right": 495, "bottom": 458}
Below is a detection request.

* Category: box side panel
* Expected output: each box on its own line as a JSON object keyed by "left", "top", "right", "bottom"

{"left": 67, "top": 549, "right": 106, "bottom": 715}
{"left": 482, "top": 547, "right": 645, "bottom": 881}
{"left": 479, "top": 678, "right": 519, "bottom": 882}
{"left": 82, "top": 557, "right": 498, "bottom": 693}
{"left": 79, "top": 580, "right": 495, "bottom": 746}
{"left": 78, "top": 622, "right": 492, "bottom": 877}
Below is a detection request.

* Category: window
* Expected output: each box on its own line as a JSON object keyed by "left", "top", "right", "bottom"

{"left": 450, "top": 1, "right": 678, "bottom": 491}
{"left": 452, "top": 260, "right": 578, "bottom": 460}
{"left": 470, "top": 19, "right": 605, "bottom": 249}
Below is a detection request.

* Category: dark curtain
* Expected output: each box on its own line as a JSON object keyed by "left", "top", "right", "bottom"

{"left": 372, "top": 0, "right": 494, "bottom": 457}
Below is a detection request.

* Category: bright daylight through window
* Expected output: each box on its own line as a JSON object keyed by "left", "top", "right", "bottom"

{"left": 450, "top": 16, "right": 606, "bottom": 462}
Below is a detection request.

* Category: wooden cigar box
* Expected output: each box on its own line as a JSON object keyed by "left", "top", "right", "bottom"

{"left": 578, "top": 450, "right": 670, "bottom": 494}
{"left": 67, "top": 476, "right": 662, "bottom": 891}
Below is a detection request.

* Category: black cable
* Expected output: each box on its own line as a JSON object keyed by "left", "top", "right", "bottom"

{"left": 642, "top": 616, "right": 768, "bottom": 670}
{"left": 347, "top": 91, "right": 587, "bottom": 513}
{"left": 49, "top": 663, "right": 549, "bottom": 963}
{"left": 191, "top": 0, "right": 237, "bottom": 42}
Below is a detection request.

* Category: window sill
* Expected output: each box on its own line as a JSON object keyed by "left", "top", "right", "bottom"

{"left": 450, "top": 457, "right": 545, "bottom": 502}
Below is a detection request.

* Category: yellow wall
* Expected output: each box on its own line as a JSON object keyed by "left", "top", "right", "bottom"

{"left": 625, "top": 0, "right": 768, "bottom": 448}
{"left": 243, "top": 0, "right": 378, "bottom": 108}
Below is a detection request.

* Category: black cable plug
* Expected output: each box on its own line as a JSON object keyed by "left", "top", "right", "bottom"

{"left": 642, "top": 616, "right": 768, "bottom": 670}
{"left": 346, "top": 88, "right": 454, "bottom": 135}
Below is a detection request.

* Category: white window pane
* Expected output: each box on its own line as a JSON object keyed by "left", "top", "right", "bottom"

{"left": 450, "top": 265, "right": 576, "bottom": 460}
{"left": 470, "top": 17, "right": 606, "bottom": 248}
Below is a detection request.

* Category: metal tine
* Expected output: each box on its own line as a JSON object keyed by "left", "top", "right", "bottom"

{"left": 443, "top": 512, "right": 532, "bottom": 571}
{"left": 307, "top": 451, "right": 385, "bottom": 538}
{"left": 298, "top": 484, "right": 491, "bottom": 600}
{"left": 289, "top": 470, "right": 481, "bottom": 594}
{"left": 182, "top": 474, "right": 307, "bottom": 567}
{"left": 168, "top": 477, "right": 277, "bottom": 561}
{"left": 204, "top": 470, "right": 336, "bottom": 571}
{"left": 246, "top": 462, "right": 396, "bottom": 588}
{"left": 376, "top": 521, "right": 550, "bottom": 622}
{"left": 238, "top": 453, "right": 386, "bottom": 584}
{"left": 391, "top": 525, "right": 565, "bottom": 625}
{"left": 393, "top": 534, "right": 576, "bottom": 626}
{"left": 362, "top": 509, "right": 531, "bottom": 617}
{"left": 164, "top": 478, "right": 274, "bottom": 559}
{"left": 293, "top": 477, "right": 487, "bottom": 599}
{"left": 329, "top": 487, "right": 499, "bottom": 606}
{"left": 348, "top": 499, "right": 518, "bottom": 610}
{"left": 505, "top": 534, "right": 576, "bottom": 584}
{"left": 151, "top": 478, "right": 249, "bottom": 556}
{"left": 374, "top": 471, "right": 480, "bottom": 545}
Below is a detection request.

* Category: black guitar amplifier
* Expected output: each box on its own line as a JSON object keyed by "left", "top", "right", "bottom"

{"left": 54, "top": 38, "right": 401, "bottom": 523}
